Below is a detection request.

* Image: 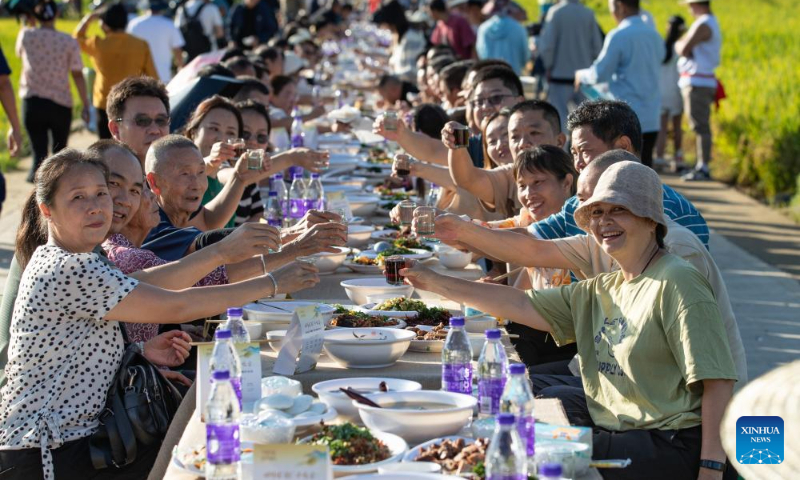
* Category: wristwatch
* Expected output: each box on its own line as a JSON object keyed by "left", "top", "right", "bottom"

{"left": 699, "top": 459, "right": 727, "bottom": 472}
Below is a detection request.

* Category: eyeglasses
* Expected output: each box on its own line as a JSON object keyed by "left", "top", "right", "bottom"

{"left": 115, "top": 114, "right": 171, "bottom": 128}
{"left": 243, "top": 131, "right": 269, "bottom": 144}
{"left": 469, "top": 94, "right": 514, "bottom": 109}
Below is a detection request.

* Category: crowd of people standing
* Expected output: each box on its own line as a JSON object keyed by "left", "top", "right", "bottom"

{"left": 0, "top": 0, "right": 738, "bottom": 478}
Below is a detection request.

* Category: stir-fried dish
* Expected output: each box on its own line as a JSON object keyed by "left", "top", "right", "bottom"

{"left": 306, "top": 423, "right": 391, "bottom": 465}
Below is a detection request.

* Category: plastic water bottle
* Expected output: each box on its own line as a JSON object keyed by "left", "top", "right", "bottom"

{"left": 288, "top": 173, "right": 307, "bottom": 223}
{"left": 289, "top": 107, "right": 305, "bottom": 178}
{"left": 210, "top": 330, "right": 242, "bottom": 407}
{"left": 486, "top": 413, "right": 527, "bottom": 480}
{"left": 264, "top": 191, "right": 283, "bottom": 227}
{"left": 425, "top": 183, "right": 443, "bottom": 207}
{"left": 270, "top": 174, "right": 289, "bottom": 219}
{"left": 304, "top": 173, "right": 325, "bottom": 212}
{"left": 539, "top": 462, "right": 564, "bottom": 480}
{"left": 441, "top": 317, "right": 473, "bottom": 395}
{"left": 478, "top": 329, "right": 509, "bottom": 416}
{"left": 205, "top": 370, "right": 241, "bottom": 480}
{"left": 500, "top": 363, "right": 536, "bottom": 462}
{"left": 224, "top": 307, "right": 250, "bottom": 344}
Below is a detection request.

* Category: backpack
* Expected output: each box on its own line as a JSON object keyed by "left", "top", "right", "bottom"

{"left": 180, "top": 1, "right": 213, "bottom": 62}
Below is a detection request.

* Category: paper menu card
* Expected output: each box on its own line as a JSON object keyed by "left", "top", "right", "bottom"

{"left": 252, "top": 444, "right": 332, "bottom": 480}
{"left": 272, "top": 305, "right": 326, "bottom": 375}
{"left": 197, "top": 342, "right": 263, "bottom": 418}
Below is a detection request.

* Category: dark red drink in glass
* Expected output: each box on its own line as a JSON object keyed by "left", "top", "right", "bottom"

{"left": 384, "top": 256, "right": 407, "bottom": 286}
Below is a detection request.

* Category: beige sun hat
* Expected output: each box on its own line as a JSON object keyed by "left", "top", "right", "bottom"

{"left": 574, "top": 161, "right": 668, "bottom": 234}
{"left": 721, "top": 360, "right": 800, "bottom": 477}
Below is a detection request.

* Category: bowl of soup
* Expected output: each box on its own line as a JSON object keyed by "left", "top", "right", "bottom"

{"left": 354, "top": 391, "right": 477, "bottom": 444}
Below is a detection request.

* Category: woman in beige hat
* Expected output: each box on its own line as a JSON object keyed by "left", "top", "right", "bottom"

{"left": 403, "top": 161, "right": 738, "bottom": 479}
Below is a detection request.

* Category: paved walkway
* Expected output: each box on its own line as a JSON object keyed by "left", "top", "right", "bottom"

{"left": 0, "top": 135, "right": 798, "bottom": 382}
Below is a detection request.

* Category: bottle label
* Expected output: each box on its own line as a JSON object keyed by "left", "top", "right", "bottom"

{"left": 517, "top": 414, "right": 535, "bottom": 456}
{"left": 289, "top": 198, "right": 305, "bottom": 219}
{"left": 478, "top": 377, "right": 506, "bottom": 415}
{"left": 303, "top": 199, "right": 316, "bottom": 212}
{"left": 442, "top": 363, "right": 473, "bottom": 394}
{"left": 266, "top": 217, "right": 282, "bottom": 227}
{"left": 279, "top": 199, "right": 289, "bottom": 216}
{"left": 291, "top": 134, "right": 304, "bottom": 148}
{"left": 206, "top": 423, "right": 241, "bottom": 465}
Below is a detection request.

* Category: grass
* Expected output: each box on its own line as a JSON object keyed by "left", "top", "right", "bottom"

{"left": 522, "top": 0, "right": 800, "bottom": 206}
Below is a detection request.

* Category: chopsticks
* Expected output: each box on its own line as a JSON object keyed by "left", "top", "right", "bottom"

{"left": 339, "top": 387, "right": 382, "bottom": 408}
{"left": 491, "top": 267, "right": 524, "bottom": 282}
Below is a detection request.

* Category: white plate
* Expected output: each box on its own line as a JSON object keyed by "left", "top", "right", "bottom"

{"left": 370, "top": 229, "right": 400, "bottom": 241}
{"left": 243, "top": 301, "right": 336, "bottom": 322}
{"left": 357, "top": 303, "right": 418, "bottom": 318}
{"left": 331, "top": 318, "right": 407, "bottom": 329}
{"left": 299, "top": 430, "right": 408, "bottom": 476}
{"left": 343, "top": 260, "right": 383, "bottom": 274}
{"left": 360, "top": 248, "right": 433, "bottom": 260}
{"left": 291, "top": 405, "right": 338, "bottom": 427}
{"left": 402, "top": 436, "right": 477, "bottom": 463}
{"left": 408, "top": 339, "right": 444, "bottom": 353}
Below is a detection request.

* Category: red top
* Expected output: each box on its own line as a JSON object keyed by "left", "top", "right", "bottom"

{"left": 431, "top": 14, "right": 476, "bottom": 60}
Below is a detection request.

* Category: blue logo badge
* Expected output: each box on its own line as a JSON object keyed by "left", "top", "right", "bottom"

{"left": 736, "top": 416, "right": 784, "bottom": 465}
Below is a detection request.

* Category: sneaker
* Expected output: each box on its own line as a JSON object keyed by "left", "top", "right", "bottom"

{"left": 671, "top": 150, "right": 686, "bottom": 172}
{"left": 653, "top": 157, "right": 669, "bottom": 171}
{"left": 681, "top": 169, "right": 711, "bottom": 181}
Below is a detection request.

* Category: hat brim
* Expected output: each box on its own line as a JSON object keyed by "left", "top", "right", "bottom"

{"left": 574, "top": 192, "right": 668, "bottom": 237}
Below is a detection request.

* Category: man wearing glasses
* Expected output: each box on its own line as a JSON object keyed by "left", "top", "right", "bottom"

{"left": 373, "top": 64, "right": 523, "bottom": 168}
{"left": 107, "top": 76, "right": 171, "bottom": 165}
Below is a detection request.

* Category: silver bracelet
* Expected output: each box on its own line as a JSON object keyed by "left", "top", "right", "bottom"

{"left": 266, "top": 272, "right": 277, "bottom": 297}
{"left": 260, "top": 254, "right": 267, "bottom": 276}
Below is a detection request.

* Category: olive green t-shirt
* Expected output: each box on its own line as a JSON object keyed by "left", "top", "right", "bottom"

{"left": 527, "top": 253, "right": 738, "bottom": 432}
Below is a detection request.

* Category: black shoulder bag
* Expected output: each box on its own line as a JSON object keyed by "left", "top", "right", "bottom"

{"left": 89, "top": 335, "right": 183, "bottom": 469}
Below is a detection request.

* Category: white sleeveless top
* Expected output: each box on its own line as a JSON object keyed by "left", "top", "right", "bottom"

{"left": 678, "top": 14, "right": 721, "bottom": 89}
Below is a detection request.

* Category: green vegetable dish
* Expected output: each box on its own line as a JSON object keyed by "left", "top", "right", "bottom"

{"left": 373, "top": 298, "right": 453, "bottom": 326}
{"left": 375, "top": 246, "right": 413, "bottom": 259}
{"left": 305, "top": 423, "right": 391, "bottom": 465}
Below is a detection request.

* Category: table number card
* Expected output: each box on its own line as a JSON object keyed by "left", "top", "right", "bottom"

{"left": 252, "top": 444, "right": 332, "bottom": 480}
{"left": 272, "top": 305, "right": 326, "bottom": 375}
{"left": 197, "top": 342, "right": 263, "bottom": 417}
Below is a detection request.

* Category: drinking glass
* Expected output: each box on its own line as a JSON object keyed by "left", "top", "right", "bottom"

{"left": 296, "top": 256, "right": 319, "bottom": 266}
{"left": 414, "top": 206, "right": 436, "bottom": 237}
{"left": 383, "top": 256, "right": 407, "bottom": 286}
{"left": 398, "top": 200, "right": 416, "bottom": 226}
{"left": 246, "top": 149, "right": 263, "bottom": 170}
{"left": 452, "top": 125, "right": 470, "bottom": 148}
{"left": 227, "top": 138, "right": 247, "bottom": 157}
{"left": 383, "top": 111, "right": 399, "bottom": 131}
{"left": 325, "top": 208, "right": 347, "bottom": 227}
{"left": 394, "top": 154, "right": 411, "bottom": 177}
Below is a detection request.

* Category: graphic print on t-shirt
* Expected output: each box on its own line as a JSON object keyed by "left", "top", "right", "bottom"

{"left": 594, "top": 316, "right": 628, "bottom": 376}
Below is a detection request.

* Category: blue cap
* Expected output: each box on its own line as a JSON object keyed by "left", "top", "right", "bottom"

{"left": 212, "top": 370, "right": 230, "bottom": 381}
{"left": 268, "top": 191, "right": 278, "bottom": 197}
{"left": 227, "top": 307, "right": 243, "bottom": 317}
{"left": 449, "top": 317, "right": 464, "bottom": 327}
{"left": 485, "top": 329, "right": 501, "bottom": 339}
{"left": 310, "top": 173, "right": 320, "bottom": 178}
{"left": 293, "top": 173, "right": 303, "bottom": 180}
{"left": 215, "top": 329, "right": 232, "bottom": 340}
{"left": 539, "top": 463, "right": 563, "bottom": 477}
{"left": 509, "top": 363, "right": 526, "bottom": 375}
{"left": 497, "top": 413, "right": 515, "bottom": 425}
{"left": 273, "top": 173, "right": 283, "bottom": 179}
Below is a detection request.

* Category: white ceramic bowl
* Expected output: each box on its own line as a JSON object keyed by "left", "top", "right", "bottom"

{"left": 378, "top": 462, "right": 442, "bottom": 474}
{"left": 347, "top": 194, "right": 381, "bottom": 217}
{"left": 310, "top": 247, "right": 350, "bottom": 274}
{"left": 438, "top": 250, "right": 472, "bottom": 270}
{"left": 312, "top": 378, "right": 422, "bottom": 422}
{"left": 355, "top": 391, "right": 478, "bottom": 444}
{"left": 468, "top": 333, "right": 486, "bottom": 359}
{"left": 339, "top": 474, "right": 460, "bottom": 480}
{"left": 464, "top": 316, "right": 497, "bottom": 334}
{"left": 243, "top": 321, "right": 263, "bottom": 340}
{"left": 347, "top": 225, "right": 376, "bottom": 248}
{"left": 323, "top": 328, "right": 415, "bottom": 368}
{"left": 322, "top": 175, "right": 368, "bottom": 189}
{"left": 299, "top": 430, "right": 407, "bottom": 476}
{"left": 243, "top": 301, "right": 336, "bottom": 332}
{"left": 265, "top": 330, "right": 287, "bottom": 353}
{"left": 340, "top": 277, "right": 415, "bottom": 305}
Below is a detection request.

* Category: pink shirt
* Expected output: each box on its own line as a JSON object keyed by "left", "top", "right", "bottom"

{"left": 431, "top": 14, "right": 476, "bottom": 60}
{"left": 102, "top": 233, "right": 229, "bottom": 343}
{"left": 16, "top": 27, "right": 83, "bottom": 108}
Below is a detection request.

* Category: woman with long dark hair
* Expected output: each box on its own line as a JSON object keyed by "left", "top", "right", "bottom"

{"left": 655, "top": 15, "right": 687, "bottom": 170}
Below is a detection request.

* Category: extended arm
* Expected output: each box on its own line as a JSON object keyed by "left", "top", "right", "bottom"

{"left": 409, "top": 161, "right": 456, "bottom": 190}
{"left": 444, "top": 122, "right": 495, "bottom": 205}
{"left": 675, "top": 23, "right": 712, "bottom": 58}
{"left": 0, "top": 74, "right": 22, "bottom": 157}
{"left": 575, "top": 31, "right": 622, "bottom": 86}
{"left": 698, "top": 379, "right": 734, "bottom": 479}
{"left": 373, "top": 114, "right": 449, "bottom": 166}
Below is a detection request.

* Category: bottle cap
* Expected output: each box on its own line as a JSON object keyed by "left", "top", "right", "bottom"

{"left": 268, "top": 191, "right": 278, "bottom": 196}
{"left": 497, "top": 413, "right": 516, "bottom": 425}
{"left": 273, "top": 173, "right": 283, "bottom": 179}
{"left": 215, "top": 329, "right": 232, "bottom": 340}
{"left": 485, "top": 329, "right": 501, "bottom": 340}
{"left": 449, "top": 317, "right": 465, "bottom": 327}
{"left": 212, "top": 370, "right": 230, "bottom": 381}
{"left": 227, "top": 307, "right": 243, "bottom": 317}
{"left": 310, "top": 173, "right": 320, "bottom": 178}
{"left": 509, "top": 363, "right": 526, "bottom": 375}
{"left": 293, "top": 173, "right": 303, "bottom": 180}
{"left": 540, "top": 463, "right": 563, "bottom": 477}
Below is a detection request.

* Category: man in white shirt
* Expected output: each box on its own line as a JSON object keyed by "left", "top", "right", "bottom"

{"left": 676, "top": 0, "right": 721, "bottom": 181}
{"left": 174, "top": 0, "right": 225, "bottom": 58}
{"left": 127, "top": 0, "right": 186, "bottom": 83}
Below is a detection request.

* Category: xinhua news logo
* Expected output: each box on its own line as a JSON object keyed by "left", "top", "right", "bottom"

{"left": 736, "top": 416, "right": 784, "bottom": 465}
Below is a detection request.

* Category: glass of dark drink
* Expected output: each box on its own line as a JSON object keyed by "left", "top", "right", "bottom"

{"left": 228, "top": 138, "right": 247, "bottom": 157}
{"left": 398, "top": 200, "right": 416, "bottom": 226}
{"left": 384, "top": 256, "right": 407, "bottom": 286}
{"left": 452, "top": 125, "right": 470, "bottom": 148}
{"left": 394, "top": 154, "right": 411, "bottom": 177}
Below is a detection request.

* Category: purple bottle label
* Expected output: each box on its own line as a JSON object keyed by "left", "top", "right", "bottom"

{"left": 303, "top": 199, "right": 316, "bottom": 212}
{"left": 279, "top": 199, "right": 289, "bottom": 214}
{"left": 291, "top": 133, "right": 304, "bottom": 148}
{"left": 478, "top": 377, "right": 506, "bottom": 415}
{"left": 289, "top": 198, "right": 305, "bottom": 218}
{"left": 517, "top": 414, "right": 535, "bottom": 456}
{"left": 488, "top": 475, "right": 526, "bottom": 480}
{"left": 442, "top": 363, "right": 473, "bottom": 394}
{"left": 267, "top": 217, "right": 282, "bottom": 227}
{"left": 206, "top": 423, "right": 240, "bottom": 465}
